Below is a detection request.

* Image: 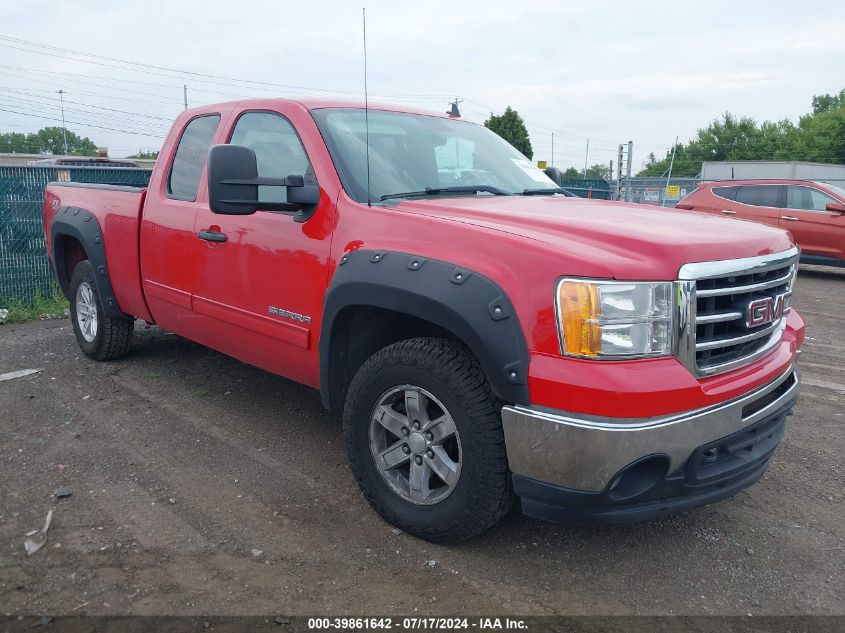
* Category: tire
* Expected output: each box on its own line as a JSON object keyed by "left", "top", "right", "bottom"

{"left": 343, "top": 337, "right": 514, "bottom": 543}
{"left": 68, "top": 260, "right": 134, "bottom": 361}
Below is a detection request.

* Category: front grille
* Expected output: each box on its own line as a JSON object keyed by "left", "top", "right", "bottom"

{"left": 678, "top": 248, "right": 799, "bottom": 376}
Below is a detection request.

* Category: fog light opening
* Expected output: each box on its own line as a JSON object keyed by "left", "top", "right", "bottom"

{"left": 607, "top": 455, "right": 669, "bottom": 501}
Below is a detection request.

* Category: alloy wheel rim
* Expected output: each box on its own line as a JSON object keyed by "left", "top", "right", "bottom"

{"left": 75, "top": 281, "right": 98, "bottom": 343}
{"left": 368, "top": 385, "right": 462, "bottom": 505}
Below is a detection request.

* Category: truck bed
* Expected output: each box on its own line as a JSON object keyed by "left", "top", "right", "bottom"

{"left": 43, "top": 181, "right": 152, "bottom": 322}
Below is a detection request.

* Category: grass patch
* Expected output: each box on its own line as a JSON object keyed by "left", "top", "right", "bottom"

{"left": 1, "top": 287, "right": 69, "bottom": 324}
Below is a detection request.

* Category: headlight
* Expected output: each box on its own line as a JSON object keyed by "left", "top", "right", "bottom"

{"left": 556, "top": 279, "right": 674, "bottom": 358}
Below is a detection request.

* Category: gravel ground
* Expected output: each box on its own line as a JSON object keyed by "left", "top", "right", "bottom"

{"left": 0, "top": 265, "right": 843, "bottom": 617}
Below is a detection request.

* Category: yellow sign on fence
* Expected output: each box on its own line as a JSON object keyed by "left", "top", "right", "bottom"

{"left": 665, "top": 185, "right": 681, "bottom": 197}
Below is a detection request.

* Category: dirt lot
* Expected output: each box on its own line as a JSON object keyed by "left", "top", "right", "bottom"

{"left": 1, "top": 266, "right": 843, "bottom": 618}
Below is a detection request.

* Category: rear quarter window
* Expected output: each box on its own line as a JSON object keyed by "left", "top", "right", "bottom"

{"left": 712, "top": 186, "right": 738, "bottom": 201}
{"left": 167, "top": 114, "right": 221, "bottom": 201}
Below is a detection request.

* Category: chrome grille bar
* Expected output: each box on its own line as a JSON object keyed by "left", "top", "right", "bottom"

{"left": 695, "top": 320, "right": 781, "bottom": 351}
{"left": 675, "top": 246, "right": 800, "bottom": 377}
{"left": 695, "top": 311, "right": 743, "bottom": 325}
{"left": 695, "top": 269, "right": 794, "bottom": 298}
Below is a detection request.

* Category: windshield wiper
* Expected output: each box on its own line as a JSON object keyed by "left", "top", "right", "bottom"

{"left": 379, "top": 185, "right": 511, "bottom": 202}
{"left": 522, "top": 187, "right": 576, "bottom": 197}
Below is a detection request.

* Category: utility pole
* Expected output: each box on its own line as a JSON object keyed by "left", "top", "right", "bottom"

{"left": 183, "top": 84, "right": 188, "bottom": 110}
{"left": 609, "top": 160, "right": 613, "bottom": 183}
{"left": 57, "top": 89, "right": 68, "bottom": 155}
{"left": 625, "top": 140, "right": 633, "bottom": 202}
{"left": 551, "top": 132, "right": 554, "bottom": 167}
{"left": 615, "top": 144, "right": 624, "bottom": 200}
{"left": 665, "top": 135, "right": 679, "bottom": 196}
{"left": 659, "top": 135, "right": 679, "bottom": 207}
{"left": 582, "top": 138, "right": 589, "bottom": 178}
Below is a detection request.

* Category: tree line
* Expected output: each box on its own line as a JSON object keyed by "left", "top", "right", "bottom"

{"left": 0, "top": 126, "right": 159, "bottom": 159}
{"left": 638, "top": 89, "right": 845, "bottom": 177}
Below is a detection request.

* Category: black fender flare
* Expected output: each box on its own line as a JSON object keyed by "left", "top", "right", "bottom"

{"left": 320, "top": 250, "right": 530, "bottom": 410}
{"left": 50, "top": 206, "right": 127, "bottom": 319}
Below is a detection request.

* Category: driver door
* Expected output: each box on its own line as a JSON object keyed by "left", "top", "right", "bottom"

{"left": 190, "top": 109, "right": 331, "bottom": 384}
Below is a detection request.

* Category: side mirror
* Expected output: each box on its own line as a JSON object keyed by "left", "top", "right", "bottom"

{"left": 825, "top": 201, "right": 845, "bottom": 214}
{"left": 207, "top": 144, "right": 320, "bottom": 222}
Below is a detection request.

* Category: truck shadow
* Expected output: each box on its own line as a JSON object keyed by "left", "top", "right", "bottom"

{"left": 124, "top": 323, "right": 741, "bottom": 555}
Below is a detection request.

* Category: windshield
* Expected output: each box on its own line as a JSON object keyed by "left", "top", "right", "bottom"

{"left": 311, "top": 108, "right": 556, "bottom": 203}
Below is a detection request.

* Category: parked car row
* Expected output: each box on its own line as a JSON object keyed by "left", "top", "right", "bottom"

{"left": 678, "top": 179, "right": 845, "bottom": 267}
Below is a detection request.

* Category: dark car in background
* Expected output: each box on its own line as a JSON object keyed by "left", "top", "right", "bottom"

{"left": 678, "top": 180, "right": 845, "bottom": 267}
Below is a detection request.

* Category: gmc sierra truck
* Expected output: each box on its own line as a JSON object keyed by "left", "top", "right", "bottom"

{"left": 43, "top": 99, "right": 804, "bottom": 542}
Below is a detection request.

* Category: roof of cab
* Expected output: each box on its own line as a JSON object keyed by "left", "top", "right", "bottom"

{"left": 185, "top": 97, "right": 455, "bottom": 120}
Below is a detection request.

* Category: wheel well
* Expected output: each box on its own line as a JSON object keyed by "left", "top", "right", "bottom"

{"left": 54, "top": 234, "right": 88, "bottom": 298}
{"left": 325, "top": 306, "right": 465, "bottom": 412}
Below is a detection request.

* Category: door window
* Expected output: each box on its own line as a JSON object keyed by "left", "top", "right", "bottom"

{"left": 229, "top": 112, "right": 312, "bottom": 203}
{"left": 786, "top": 186, "right": 838, "bottom": 212}
{"left": 167, "top": 114, "right": 221, "bottom": 200}
{"left": 735, "top": 185, "right": 781, "bottom": 208}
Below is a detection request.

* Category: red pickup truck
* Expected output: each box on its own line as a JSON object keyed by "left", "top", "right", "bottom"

{"left": 43, "top": 99, "right": 804, "bottom": 542}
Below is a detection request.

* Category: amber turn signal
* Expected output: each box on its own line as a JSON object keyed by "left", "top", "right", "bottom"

{"left": 557, "top": 280, "right": 601, "bottom": 356}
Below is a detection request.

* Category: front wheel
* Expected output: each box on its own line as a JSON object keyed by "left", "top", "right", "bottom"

{"left": 343, "top": 338, "right": 514, "bottom": 542}
{"left": 69, "top": 260, "right": 134, "bottom": 361}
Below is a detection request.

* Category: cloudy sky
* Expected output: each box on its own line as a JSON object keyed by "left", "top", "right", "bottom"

{"left": 1, "top": 0, "right": 843, "bottom": 170}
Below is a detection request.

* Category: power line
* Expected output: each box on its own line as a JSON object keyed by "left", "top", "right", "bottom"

{"left": 0, "top": 87, "right": 172, "bottom": 121}
{"left": 0, "top": 94, "right": 170, "bottom": 133}
{"left": 0, "top": 34, "right": 454, "bottom": 101}
{"left": 0, "top": 106, "right": 166, "bottom": 138}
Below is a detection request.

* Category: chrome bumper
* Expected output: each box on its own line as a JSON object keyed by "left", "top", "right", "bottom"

{"left": 501, "top": 365, "right": 799, "bottom": 493}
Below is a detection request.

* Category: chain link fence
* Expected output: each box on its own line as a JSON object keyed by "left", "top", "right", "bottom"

{"left": 0, "top": 166, "right": 152, "bottom": 304}
{"left": 612, "top": 177, "right": 701, "bottom": 207}
{"left": 558, "top": 177, "right": 698, "bottom": 205}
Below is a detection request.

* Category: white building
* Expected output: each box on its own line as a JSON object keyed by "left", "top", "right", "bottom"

{"left": 701, "top": 161, "right": 845, "bottom": 182}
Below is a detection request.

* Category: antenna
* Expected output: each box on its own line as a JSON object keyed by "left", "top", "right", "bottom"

{"left": 362, "top": 7, "right": 371, "bottom": 207}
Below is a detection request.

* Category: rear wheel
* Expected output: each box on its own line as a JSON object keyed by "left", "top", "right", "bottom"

{"left": 69, "top": 260, "right": 133, "bottom": 361}
{"left": 343, "top": 338, "right": 514, "bottom": 542}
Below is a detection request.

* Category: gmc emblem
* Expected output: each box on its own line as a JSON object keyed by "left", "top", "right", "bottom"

{"left": 746, "top": 291, "right": 791, "bottom": 328}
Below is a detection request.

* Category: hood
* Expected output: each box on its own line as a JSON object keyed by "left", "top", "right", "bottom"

{"left": 391, "top": 196, "right": 795, "bottom": 280}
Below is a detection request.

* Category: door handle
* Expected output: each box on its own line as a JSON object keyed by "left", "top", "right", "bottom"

{"left": 720, "top": 209, "right": 736, "bottom": 214}
{"left": 197, "top": 229, "right": 228, "bottom": 242}
{"left": 781, "top": 216, "right": 798, "bottom": 221}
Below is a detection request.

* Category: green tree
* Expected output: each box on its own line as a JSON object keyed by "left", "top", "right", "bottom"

{"left": 29, "top": 127, "right": 98, "bottom": 155}
{"left": 0, "top": 131, "right": 32, "bottom": 153}
{"left": 0, "top": 127, "right": 98, "bottom": 156}
{"left": 561, "top": 167, "right": 581, "bottom": 179}
{"left": 637, "top": 89, "right": 845, "bottom": 177}
{"left": 128, "top": 150, "right": 159, "bottom": 159}
{"left": 812, "top": 89, "right": 845, "bottom": 114}
{"left": 584, "top": 163, "right": 611, "bottom": 179}
{"left": 484, "top": 106, "right": 533, "bottom": 159}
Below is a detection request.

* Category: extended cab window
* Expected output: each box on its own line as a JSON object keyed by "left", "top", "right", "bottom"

{"left": 229, "top": 112, "right": 312, "bottom": 203}
{"left": 786, "top": 186, "right": 837, "bottom": 212}
{"left": 735, "top": 185, "right": 781, "bottom": 208}
{"left": 167, "top": 114, "right": 220, "bottom": 200}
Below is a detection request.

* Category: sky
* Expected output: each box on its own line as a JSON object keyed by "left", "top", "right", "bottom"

{"left": 0, "top": 0, "right": 843, "bottom": 170}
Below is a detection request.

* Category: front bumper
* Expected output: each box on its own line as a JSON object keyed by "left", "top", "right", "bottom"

{"left": 501, "top": 365, "right": 799, "bottom": 522}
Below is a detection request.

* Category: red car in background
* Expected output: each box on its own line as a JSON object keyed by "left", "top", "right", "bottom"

{"left": 678, "top": 180, "right": 845, "bottom": 267}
